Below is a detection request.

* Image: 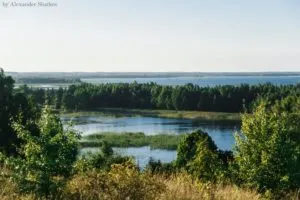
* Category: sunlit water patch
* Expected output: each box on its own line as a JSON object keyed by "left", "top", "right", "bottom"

{"left": 65, "top": 114, "right": 240, "bottom": 167}
{"left": 62, "top": 115, "right": 239, "bottom": 150}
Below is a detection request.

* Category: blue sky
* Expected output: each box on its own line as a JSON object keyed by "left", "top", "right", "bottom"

{"left": 0, "top": 0, "right": 299, "bottom": 72}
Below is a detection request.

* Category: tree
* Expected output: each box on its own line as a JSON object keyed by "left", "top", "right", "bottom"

{"left": 235, "top": 98, "right": 300, "bottom": 197}
{"left": 187, "top": 138, "right": 224, "bottom": 182}
{"left": 8, "top": 106, "right": 80, "bottom": 196}
{"left": 0, "top": 69, "right": 39, "bottom": 155}
{"left": 0, "top": 69, "right": 16, "bottom": 153}
{"left": 176, "top": 130, "right": 218, "bottom": 168}
{"left": 176, "top": 129, "right": 231, "bottom": 183}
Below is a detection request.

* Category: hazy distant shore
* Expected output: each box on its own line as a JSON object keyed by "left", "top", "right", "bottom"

{"left": 7, "top": 72, "right": 300, "bottom": 79}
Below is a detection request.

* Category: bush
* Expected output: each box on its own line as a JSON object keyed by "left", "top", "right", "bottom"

{"left": 74, "top": 141, "right": 132, "bottom": 173}
{"left": 235, "top": 98, "right": 300, "bottom": 198}
{"left": 74, "top": 152, "right": 132, "bottom": 173}
{"left": 5, "top": 106, "right": 80, "bottom": 197}
{"left": 187, "top": 138, "right": 225, "bottom": 183}
{"left": 145, "top": 158, "right": 176, "bottom": 175}
{"left": 65, "top": 161, "right": 165, "bottom": 200}
{"left": 176, "top": 129, "right": 218, "bottom": 168}
{"left": 176, "top": 130, "right": 231, "bottom": 183}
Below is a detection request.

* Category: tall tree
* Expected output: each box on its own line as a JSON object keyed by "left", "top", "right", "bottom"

{"left": 235, "top": 97, "right": 300, "bottom": 196}
{"left": 0, "top": 69, "right": 16, "bottom": 154}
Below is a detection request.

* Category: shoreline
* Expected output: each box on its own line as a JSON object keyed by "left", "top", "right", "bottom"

{"left": 62, "top": 108, "right": 241, "bottom": 122}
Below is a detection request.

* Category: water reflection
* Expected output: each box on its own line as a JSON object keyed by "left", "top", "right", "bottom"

{"left": 62, "top": 115, "right": 239, "bottom": 151}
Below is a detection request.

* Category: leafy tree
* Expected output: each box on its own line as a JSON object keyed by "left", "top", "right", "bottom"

{"left": 7, "top": 106, "right": 80, "bottom": 196}
{"left": 187, "top": 138, "right": 224, "bottom": 182}
{"left": 0, "top": 69, "right": 40, "bottom": 155}
{"left": 176, "top": 129, "right": 217, "bottom": 168}
{"left": 0, "top": 69, "right": 16, "bottom": 153}
{"left": 235, "top": 98, "right": 300, "bottom": 197}
{"left": 176, "top": 130, "right": 233, "bottom": 183}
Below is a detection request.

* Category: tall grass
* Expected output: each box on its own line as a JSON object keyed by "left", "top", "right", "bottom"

{"left": 2, "top": 162, "right": 299, "bottom": 200}
{"left": 63, "top": 108, "right": 241, "bottom": 122}
{"left": 158, "top": 173, "right": 261, "bottom": 200}
{"left": 81, "top": 132, "right": 185, "bottom": 150}
{"left": 0, "top": 164, "right": 262, "bottom": 200}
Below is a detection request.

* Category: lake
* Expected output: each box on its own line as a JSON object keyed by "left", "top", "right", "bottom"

{"left": 63, "top": 114, "right": 240, "bottom": 168}
{"left": 81, "top": 75, "right": 300, "bottom": 86}
{"left": 18, "top": 75, "right": 299, "bottom": 89}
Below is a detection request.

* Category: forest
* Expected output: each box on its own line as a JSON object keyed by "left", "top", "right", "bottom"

{"left": 19, "top": 81, "right": 299, "bottom": 113}
{"left": 0, "top": 69, "right": 299, "bottom": 199}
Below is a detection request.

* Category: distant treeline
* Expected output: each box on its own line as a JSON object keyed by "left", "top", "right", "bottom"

{"left": 8, "top": 71, "right": 300, "bottom": 79}
{"left": 19, "top": 82, "right": 300, "bottom": 113}
{"left": 16, "top": 77, "right": 81, "bottom": 84}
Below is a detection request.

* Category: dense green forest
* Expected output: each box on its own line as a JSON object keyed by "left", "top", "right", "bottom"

{"left": 20, "top": 82, "right": 300, "bottom": 113}
{"left": 1, "top": 69, "right": 300, "bottom": 199}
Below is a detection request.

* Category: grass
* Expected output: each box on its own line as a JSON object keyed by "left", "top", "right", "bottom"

{"left": 157, "top": 173, "right": 261, "bottom": 200}
{"left": 81, "top": 132, "right": 185, "bottom": 150}
{"left": 62, "top": 108, "right": 241, "bottom": 122}
{"left": 0, "top": 166, "right": 262, "bottom": 200}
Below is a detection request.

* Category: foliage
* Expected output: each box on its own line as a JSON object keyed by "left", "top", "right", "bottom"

{"left": 235, "top": 97, "right": 300, "bottom": 197}
{"left": 65, "top": 161, "right": 165, "bottom": 200}
{"left": 176, "top": 130, "right": 218, "bottom": 168}
{"left": 24, "top": 82, "right": 300, "bottom": 113}
{"left": 145, "top": 158, "right": 176, "bottom": 175}
{"left": 176, "top": 130, "right": 233, "bottom": 183}
{"left": 0, "top": 69, "right": 40, "bottom": 155}
{"left": 187, "top": 139, "right": 226, "bottom": 183}
{"left": 5, "top": 106, "right": 80, "bottom": 196}
{"left": 74, "top": 143, "right": 131, "bottom": 173}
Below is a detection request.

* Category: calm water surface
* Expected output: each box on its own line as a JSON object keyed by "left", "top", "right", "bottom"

{"left": 64, "top": 114, "right": 240, "bottom": 168}
{"left": 82, "top": 76, "right": 300, "bottom": 86}
{"left": 19, "top": 76, "right": 299, "bottom": 89}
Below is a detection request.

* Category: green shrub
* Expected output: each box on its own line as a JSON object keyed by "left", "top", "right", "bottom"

{"left": 6, "top": 106, "right": 80, "bottom": 197}
{"left": 235, "top": 98, "right": 300, "bottom": 198}
{"left": 65, "top": 161, "right": 165, "bottom": 200}
{"left": 74, "top": 152, "right": 132, "bottom": 173}
{"left": 176, "top": 129, "right": 232, "bottom": 183}
{"left": 176, "top": 129, "right": 217, "bottom": 168}
{"left": 145, "top": 158, "right": 176, "bottom": 175}
{"left": 74, "top": 142, "right": 131, "bottom": 173}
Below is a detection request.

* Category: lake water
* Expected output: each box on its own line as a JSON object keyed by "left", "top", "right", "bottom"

{"left": 63, "top": 114, "right": 240, "bottom": 168}
{"left": 80, "top": 146, "right": 177, "bottom": 170}
{"left": 81, "top": 75, "right": 300, "bottom": 86}
{"left": 18, "top": 76, "right": 299, "bottom": 89}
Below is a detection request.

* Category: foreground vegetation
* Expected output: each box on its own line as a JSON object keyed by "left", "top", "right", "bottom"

{"left": 81, "top": 132, "right": 185, "bottom": 150}
{"left": 1, "top": 70, "right": 299, "bottom": 199}
{"left": 0, "top": 164, "right": 262, "bottom": 200}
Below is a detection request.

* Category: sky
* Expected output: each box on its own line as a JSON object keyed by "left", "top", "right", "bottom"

{"left": 0, "top": 0, "right": 299, "bottom": 72}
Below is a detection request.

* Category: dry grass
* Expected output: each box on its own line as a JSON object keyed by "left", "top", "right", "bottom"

{"left": 0, "top": 175, "right": 34, "bottom": 200}
{"left": 2, "top": 165, "right": 299, "bottom": 200}
{"left": 157, "top": 173, "right": 260, "bottom": 200}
